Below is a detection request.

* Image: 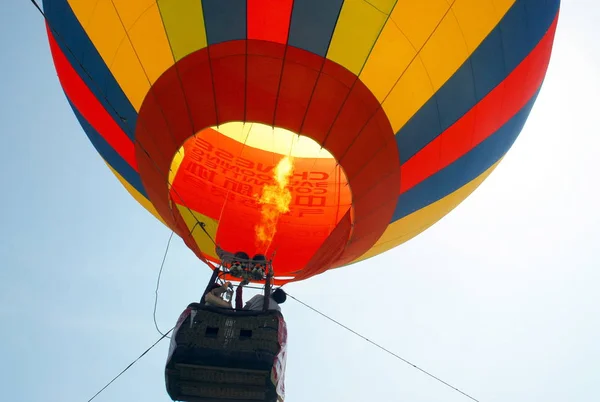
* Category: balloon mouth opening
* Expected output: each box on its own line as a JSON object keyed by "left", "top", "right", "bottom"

{"left": 167, "top": 121, "right": 353, "bottom": 276}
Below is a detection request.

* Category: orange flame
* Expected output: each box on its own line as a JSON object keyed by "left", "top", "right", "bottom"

{"left": 255, "top": 156, "right": 294, "bottom": 249}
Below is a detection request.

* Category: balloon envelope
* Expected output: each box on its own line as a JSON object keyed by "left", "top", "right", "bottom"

{"left": 43, "top": 0, "right": 560, "bottom": 282}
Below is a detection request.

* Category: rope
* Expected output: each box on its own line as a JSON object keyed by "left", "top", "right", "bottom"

{"left": 286, "top": 292, "right": 481, "bottom": 402}
{"left": 85, "top": 328, "right": 173, "bottom": 402}
{"left": 153, "top": 231, "right": 175, "bottom": 338}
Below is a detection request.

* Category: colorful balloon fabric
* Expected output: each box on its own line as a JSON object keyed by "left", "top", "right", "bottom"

{"left": 43, "top": 0, "right": 560, "bottom": 282}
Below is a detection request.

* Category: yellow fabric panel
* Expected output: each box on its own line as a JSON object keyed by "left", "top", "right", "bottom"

{"left": 366, "top": 0, "right": 397, "bottom": 13}
{"left": 67, "top": 0, "right": 174, "bottom": 110}
{"left": 451, "top": 0, "right": 516, "bottom": 52}
{"left": 358, "top": 14, "right": 415, "bottom": 102}
{"left": 104, "top": 161, "right": 168, "bottom": 227}
{"left": 417, "top": 0, "right": 515, "bottom": 90}
{"left": 111, "top": 0, "right": 155, "bottom": 29}
{"left": 175, "top": 204, "right": 220, "bottom": 260}
{"left": 352, "top": 158, "right": 502, "bottom": 264}
{"left": 327, "top": 0, "right": 396, "bottom": 75}
{"left": 157, "top": 0, "right": 207, "bottom": 61}
{"left": 416, "top": 10, "right": 469, "bottom": 91}
{"left": 381, "top": 56, "right": 434, "bottom": 133}
{"left": 68, "top": 0, "right": 127, "bottom": 69}
{"left": 169, "top": 148, "right": 185, "bottom": 189}
{"left": 362, "top": 0, "right": 451, "bottom": 126}
{"left": 388, "top": 0, "right": 451, "bottom": 51}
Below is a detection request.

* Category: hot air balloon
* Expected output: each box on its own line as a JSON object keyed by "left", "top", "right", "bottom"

{"left": 41, "top": 0, "right": 560, "bottom": 401}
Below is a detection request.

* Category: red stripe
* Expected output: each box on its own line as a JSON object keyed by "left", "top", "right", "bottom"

{"left": 400, "top": 15, "right": 559, "bottom": 194}
{"left": 247, "top": 0, "right": 293, "bottom": 44}
{"left": 46, "top": 25, "right": 137, "bottom": 171}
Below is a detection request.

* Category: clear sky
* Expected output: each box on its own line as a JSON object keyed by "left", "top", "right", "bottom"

{"left": 1, "top": 1, "right": 599, "bottom": 402}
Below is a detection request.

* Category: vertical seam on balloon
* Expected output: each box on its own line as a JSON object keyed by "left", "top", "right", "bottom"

{"left": 105, "top": 2, "right": 185, "bottom": 216}
{"left": 243, "top": 1, "right": 249, "bottom": 125}
{"left": 441, "top": 6, "right": 477, "bottom": 182}
{"left": 107, "top": 0, "right": 180, "bottom": 161}
{"left": 83, "top": 0, "right": 102, "bottom": 30}
{"left": 202, "top": 1, "right": 221, "bottom": 128}
{"left": 318, "top": 1, "right": 399, "bottom": 151}
{"left": 104, "top": 2, "right": 157, "bottom": 80}
{"left": 354, "top": 0, "right": 399, "bottom": 77}
{"left": 271, "top": 0, "right": 297, "bottom": 128}
{"left": 375, "top": 0, "right": 456, "bottom": 107}
{"left": 362, "top": 0, "right": 392, "bottom": 15}
{"left": 347, "top": 146, "right": 399, "bottom": 204}
{"left": 296, "top": 0, "right": 345, "bottom": 136}
{"left": 478, "top": 0, "right": 507, "bottom": 157}
{"left": 335, "top": 164, "right": 342, "bottom": 227}
{"left": 493, "top": 1, "right": 510, "bottom": 157}
{"left": 334, "top": 8, "right": 420, "bottom": 165}
{"left": 155, "top": 2, "right": 199, "bottom": 169}
{"left": 521, "top": 0, "right": 534, "bottom": 104}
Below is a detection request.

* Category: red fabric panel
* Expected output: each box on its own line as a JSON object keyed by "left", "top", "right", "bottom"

{"left": 300, "top": 73, "right": 350, "bottom": 144}
{"left": 147, "top": 68, "right": 195, "bottom": 147}
{"left": 333, "top": 199, "right": 397, "bottom": 267}
{"left": 211, "top": 56, "right": 246, "bottom": 124}
{"left": 247, "top": 40, "right": 286, "bottom": 58}
{"left": 247, "top": 0, "right": 293, "bottom": 44}
{"left": 293, "top": 210, "right": 352, "bottom": 281}
{"left": 246, "top": 53, "right": 282, "bottom": 124}
{"left": 321, "top": 58, "right": 356, "bottom": 88}
{"left": 324, "top": 82, "right": 380, "bottom": 157}
{"left": 177, "top": 49, "right": 217, "bottom": 134}
{"left": 274, "top": 59, "right": 319, "bottom": 133}
{"left": 285, "top": 46, "right": 323, "bottom": 71}
{"left": 339, "top": 111, "right": 393, "bottom": 179}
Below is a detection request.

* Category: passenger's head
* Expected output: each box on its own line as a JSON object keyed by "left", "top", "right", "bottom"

{"left": 251, "top": 254, "right": 267, "bottom": 274}
{"left": 252, "top": 254, "right": 267, "bottom": 267}
{"left": 234, "top": 251, "right": 250, "bottom": 260}
{"left": 233, "top": 251, "right": 250, "bottom": 268}
{"left": 271, "top": 288, "right": 287, "bottom": 304}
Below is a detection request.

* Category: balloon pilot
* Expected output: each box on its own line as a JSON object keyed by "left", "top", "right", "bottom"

{"left": 203, "top": 281, "right": 234, "bottom": 309}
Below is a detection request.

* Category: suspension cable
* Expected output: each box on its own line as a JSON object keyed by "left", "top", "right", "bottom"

{"left": 153, "top": 231, "right": 175, "bottom": 337}
{"left": 85, "top": 328, "right": 173, "bottom": 402}
{"left": 286, "top": 292, "right": 481, "bottom": 402}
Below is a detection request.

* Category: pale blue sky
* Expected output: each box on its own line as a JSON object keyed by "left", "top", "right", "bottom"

{"left": 1, "top": 1, "right": 599, "bottom": 402}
